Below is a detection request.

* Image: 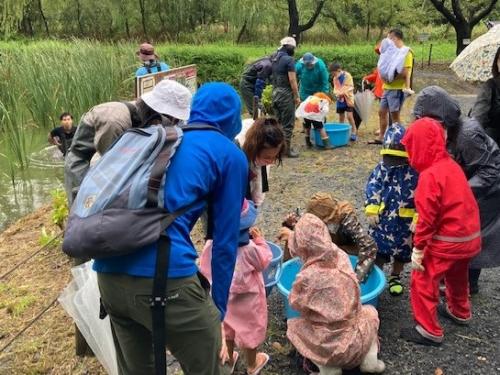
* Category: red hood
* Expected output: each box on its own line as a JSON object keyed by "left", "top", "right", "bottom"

{"left": 402, "top": 117, "right": 449, "bottom": 173}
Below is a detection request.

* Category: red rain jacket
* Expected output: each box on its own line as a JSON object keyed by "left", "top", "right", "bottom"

{"left": 402, "top": 118, "right": 481, "bottom": 259}
{"left": 363, "top": 68, "right": 384, "bottom": 99}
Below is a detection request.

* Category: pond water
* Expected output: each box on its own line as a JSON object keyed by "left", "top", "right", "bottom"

{"left": 0, "top": 130, "right": 65, "bottom": 231}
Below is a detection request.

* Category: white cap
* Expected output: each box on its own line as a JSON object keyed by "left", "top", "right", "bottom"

{"left": 280, "top": 36, "right": 297, "bottom": 48}
{"left": 141, "top": 79, "right": 192, "bottom": 120}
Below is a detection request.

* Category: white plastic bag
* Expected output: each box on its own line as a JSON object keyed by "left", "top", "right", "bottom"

{"left": 295, "top": 95, "right": 329, "bottom": 122}
{"left": 58, "top": 261, "right": 118, "bottom": 375}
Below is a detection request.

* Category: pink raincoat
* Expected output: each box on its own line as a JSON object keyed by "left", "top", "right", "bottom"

{"left": 200, "top": 238, "right": 272, "bottom": 349}
{"left": 286, "top": 213, "right": 379, "bottom": 368}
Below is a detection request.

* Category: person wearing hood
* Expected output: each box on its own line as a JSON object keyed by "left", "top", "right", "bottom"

{"left": 272, "top": 36, "right": 301, "bottom": 158}
{"left": 279, "top": 213, "right": 385, "bottom": 374}
{"left": 281, "top": 192, "right": 377, "bottom": 283}
{"left": 365, "top": 122, "right": 418, "bottom": 296}
{"left": 400, "top": 117, "right": 481, "bottom": 347}
{"left": 295, "top": 52, "right": 330, "bottom": 101}
{"left": 413, "top": 85, "right": 500, "bottom": 294}
{"left": 470, "top": 46, "right": 500, "bottom": 145}
{"left": 200, "top": 199, "right": 272, "bottom": 375}
{"left": 94, "top": 82, "right": 248, "bottom": 375}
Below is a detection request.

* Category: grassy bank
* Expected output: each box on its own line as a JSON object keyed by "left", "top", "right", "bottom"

{"left": 0, "top": 40, "right": 456, "bottom": 169}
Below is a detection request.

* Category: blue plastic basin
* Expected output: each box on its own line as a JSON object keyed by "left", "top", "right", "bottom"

{"left": 277, "top": 255, "right": 386, "bottom": 319}
{"left": 263, "top": 241, "right": 283, "bottom": 297}
{"left": 314, "top": 122, "right": 351, "bottom": 148}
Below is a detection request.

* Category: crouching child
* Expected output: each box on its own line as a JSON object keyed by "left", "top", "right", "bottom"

{"left": 279, "top": 213, "right": 385, "bottom": 374}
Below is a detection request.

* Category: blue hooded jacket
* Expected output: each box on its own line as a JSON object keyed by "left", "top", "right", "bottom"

{"left": 93, "top": 83, "right": 248, "bottom": 319}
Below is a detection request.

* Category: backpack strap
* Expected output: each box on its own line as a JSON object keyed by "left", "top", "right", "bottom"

{"left": 181, "top": 123, "right": 223, "bottom": 133}
{"left": 151, "top": 198, "right": 208, "bottom": 375}
{"left": 151, "top": 234, "right": 170, "bottom": 375}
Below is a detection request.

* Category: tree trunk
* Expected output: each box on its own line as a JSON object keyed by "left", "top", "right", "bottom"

{"left": 236, "top": 19, "right": 248, "bottom": 44}
{"left": 287, "top": 0, "right": 300, "bottom": 42}
{"left": 37, "top": 0, "right": 49, "bottom": 36}
{"left": 21, "top": 5, "right": 34, "bottom": 37}
{"left": 366, "top": 0, "right": 371, "bottom": 40}
{"left": 75, "top": 0, "right": 83, "bottom": 36}
{"left": 138, "top": 0, "right": 148, "bottom": 40}
{"left": 287, "top": 0, "right": 324, "bottom": 45}
{"left": 156, "top": 0, "right": 167, "bottom": 37}
{"left": 454, "top": 23, "right": 471, "bottom": 55}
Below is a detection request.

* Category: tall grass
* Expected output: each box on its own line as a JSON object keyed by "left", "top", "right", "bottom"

{"left": 0, "top": 40, "right": 457, "bottom": 171}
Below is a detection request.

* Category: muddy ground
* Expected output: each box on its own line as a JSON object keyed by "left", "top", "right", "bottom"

{"left": 1, "top": 67, "right": 499, "bottom": 374}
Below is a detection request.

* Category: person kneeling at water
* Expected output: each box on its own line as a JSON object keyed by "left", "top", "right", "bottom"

{"left": 282, "top": 192, "right": 377, "bottom": 283}
{"left": 279, "top": 214, "right": 385, "bottom": 375}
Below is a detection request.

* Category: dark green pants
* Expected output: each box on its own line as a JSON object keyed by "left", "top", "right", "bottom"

{"left": 98, "top": 273, "right": 223, "bottom": 375}
{"left": 240, "top": 77, "right": 256, "bottom": 117}
{"left": 272, "top": 87, "right": 295, "bottom": 143}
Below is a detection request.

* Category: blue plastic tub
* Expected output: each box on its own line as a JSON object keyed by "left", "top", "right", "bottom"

{"left": 263, "top": 241, "right": 283, "bottom": 297}
{"left": 314, "top": 123, "right": 351, "bottom": 148}
{"left": 277, "top": 255, "right": 386, "bottom": 319}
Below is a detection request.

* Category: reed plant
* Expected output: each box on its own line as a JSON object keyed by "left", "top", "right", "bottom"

{"left": 0, "top": 39, "right": 457, "bottom": 172}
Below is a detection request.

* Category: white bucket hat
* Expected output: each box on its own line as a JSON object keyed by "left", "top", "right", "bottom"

{"left": 141, "top": 79, "right": 192, "bottom": 121}
{"left": 280, "top": 36, "right": 297, "bottom": 48}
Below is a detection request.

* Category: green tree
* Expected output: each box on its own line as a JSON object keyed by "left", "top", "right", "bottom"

{"left": 428, "top": 0, "right": 499, "bottom": 55}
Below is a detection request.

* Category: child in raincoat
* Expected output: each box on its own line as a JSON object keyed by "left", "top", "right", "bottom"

{"left": 365, "top": 122, "right": 418, "bottom": 296}
{"left": 282, "top": 192, "right": 377, "bottom": 282}
{"left": 400, "top": 118, "right": 481, "bottom": 346}
{"left": 279, "top": 213, "right": 385, "bottom": 374}
{"left": 200, "top": 199, "right": 272, "bottom": 374}
{"left": 295, "top": 92, "right": 333, "bottom": 149}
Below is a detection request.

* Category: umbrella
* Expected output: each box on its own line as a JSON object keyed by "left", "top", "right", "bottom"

{"left": 354, "top": 88, "right": 375, "bottom": 124}
{"left": 450, "top": 25, "right": 500, "bottom": 82}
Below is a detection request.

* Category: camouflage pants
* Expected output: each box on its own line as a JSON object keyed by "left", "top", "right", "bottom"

{"left": 272, "top": 87, "right": 295, "bottom": 143}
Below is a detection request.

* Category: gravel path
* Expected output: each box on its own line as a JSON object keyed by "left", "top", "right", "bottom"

{"left": 226, "top": 88, "right": 500, "bottom": 375}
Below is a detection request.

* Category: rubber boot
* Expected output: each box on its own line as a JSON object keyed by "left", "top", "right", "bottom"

{"left": 305, "top": 136, "right": 312, "bottom": 149}
{"left": 321, "top": 137, "right": 333, "bottom": 149}
{"left": 359, "top": 339, "right": 385, "bottom": 373}
{"left": 286, "top": 140, "right": 299, "bottom": 158}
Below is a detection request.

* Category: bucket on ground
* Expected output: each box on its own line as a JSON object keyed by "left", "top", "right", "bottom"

{"left": 314, "top": 123, "right": 351, "bottom": 148}
{"left": 263, "top": 241, "right": 283, "bottom": 297}
{"left": 277, "top": 255, "right": 386, "bottom": 319}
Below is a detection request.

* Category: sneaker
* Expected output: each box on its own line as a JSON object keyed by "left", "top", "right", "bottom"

{"left": 437, "top": 304, "right": 471, "bottom": 326}
{"left": 350, "top": 134, "right": 357, "bottom": 142}
{"left": 388, "top": 275, "right": 403, "bottom": 296}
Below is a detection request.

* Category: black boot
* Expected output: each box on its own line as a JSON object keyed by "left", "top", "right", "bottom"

{"left": 469, "top": 268, "right": 481, "bottom": 295}
{"left": 286, "top": 140, "right": 299, "bottom": 158}
{"left": 305, "top": 136, "right": 312, "bottom": 148}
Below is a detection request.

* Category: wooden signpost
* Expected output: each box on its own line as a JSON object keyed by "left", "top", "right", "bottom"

{"left": 135, "top": 64, "right": 197, "bottom": 98}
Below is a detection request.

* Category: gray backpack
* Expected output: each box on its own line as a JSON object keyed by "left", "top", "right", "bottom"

{"left": 63, "top": 117, "right": 217, "bottom": 375}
